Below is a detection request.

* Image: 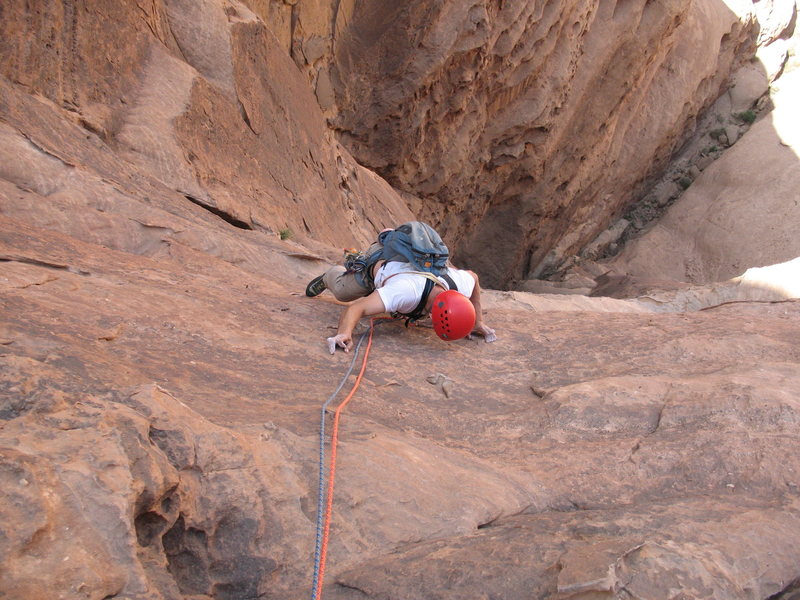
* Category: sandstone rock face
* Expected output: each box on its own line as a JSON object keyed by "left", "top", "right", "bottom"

{"left": 328, "top": 0, "right": 795, "bottom": 287}
{"left": 168, "top": 0, "right": 798, "bottom": 290}
{"left": 0, "top": 0, "right": 412, "bottom": 253}
{"left": 607, "top": 66, "right": 800, "bottom": 285}
{"left": 3, "top": 213, "right": 800, "bottom": 598}
{"left": 3, "top": 0, "right": 800, "bottom": 599}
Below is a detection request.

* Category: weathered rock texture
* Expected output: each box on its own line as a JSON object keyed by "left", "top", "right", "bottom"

{"left": 2, "top": 0, "right": 800, "bottom": 599}
{"left": 3, "top": 213, "right": 800, "bottom": 598}
{"left": 327, "top": 0, "right": 797, "bottom": 287}
{"left": 607, "top": 66, "right": 800, "bottom": 285}
{"left": 0, "top": 0, "right": 412, "bottom": 252}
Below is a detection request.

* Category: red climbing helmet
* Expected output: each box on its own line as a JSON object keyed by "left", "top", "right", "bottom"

{"left": 431, "top": 290, "right": 476, "bottom": 341}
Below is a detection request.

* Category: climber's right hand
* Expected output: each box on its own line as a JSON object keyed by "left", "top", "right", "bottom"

{"left": 327, "top": 334, "right": 353, "bottom": 354}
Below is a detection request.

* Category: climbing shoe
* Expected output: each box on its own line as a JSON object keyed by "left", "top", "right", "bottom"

{"left": 305, "top": 274, "right": 327, "bottom": 297}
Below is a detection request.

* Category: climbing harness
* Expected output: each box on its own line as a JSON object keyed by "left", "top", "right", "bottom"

{"left": 310, "top": 317, "right": 388, "bottom": 600}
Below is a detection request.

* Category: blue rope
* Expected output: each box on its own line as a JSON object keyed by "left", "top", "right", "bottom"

{"left": 310, "top": 329, "right": 370, "bottom": 600}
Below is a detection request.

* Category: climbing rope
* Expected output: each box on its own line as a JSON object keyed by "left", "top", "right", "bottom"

{"left": 309, "top": 327, "right": 369, "bottom": 598}
{"left": 310, "top": 317, "right": 387, "bottom": 600}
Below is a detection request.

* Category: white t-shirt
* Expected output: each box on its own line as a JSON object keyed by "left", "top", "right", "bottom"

{"left": 374, "top": 262, "right": 476, "bottom": 314}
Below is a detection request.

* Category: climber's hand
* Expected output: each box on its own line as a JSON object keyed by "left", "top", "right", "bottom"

{"left": 327, "top": 334, "right": 353, "bottom": 354}
{"left": 472, "top": 323, "right": 497, "bottom": 343}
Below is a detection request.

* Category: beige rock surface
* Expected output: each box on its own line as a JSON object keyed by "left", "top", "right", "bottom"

{"left": 608, "top": 66, "right": 800, "bottom": 286}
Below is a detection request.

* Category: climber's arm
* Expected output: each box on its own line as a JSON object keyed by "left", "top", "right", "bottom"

{"left": 327, "top": 291, "right": 387, "bottom": 354}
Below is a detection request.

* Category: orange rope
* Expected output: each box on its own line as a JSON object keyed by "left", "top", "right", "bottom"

{"left": 314, "top": 317, "right": 381, "bottom": 600}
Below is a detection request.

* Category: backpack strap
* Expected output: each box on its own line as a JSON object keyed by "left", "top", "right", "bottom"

{"left": 380, "top": 270, "right": 458, "bottom": 292}
{"left": 407, "top": 270, "right": 459, "bottom": 293}
{"left": 440, "top": 272, "right": 458, "bottom": 293}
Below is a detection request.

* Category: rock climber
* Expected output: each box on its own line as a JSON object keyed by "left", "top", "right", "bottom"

{"left": 305, "top": 222, "right": 497, "bottom": 354}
